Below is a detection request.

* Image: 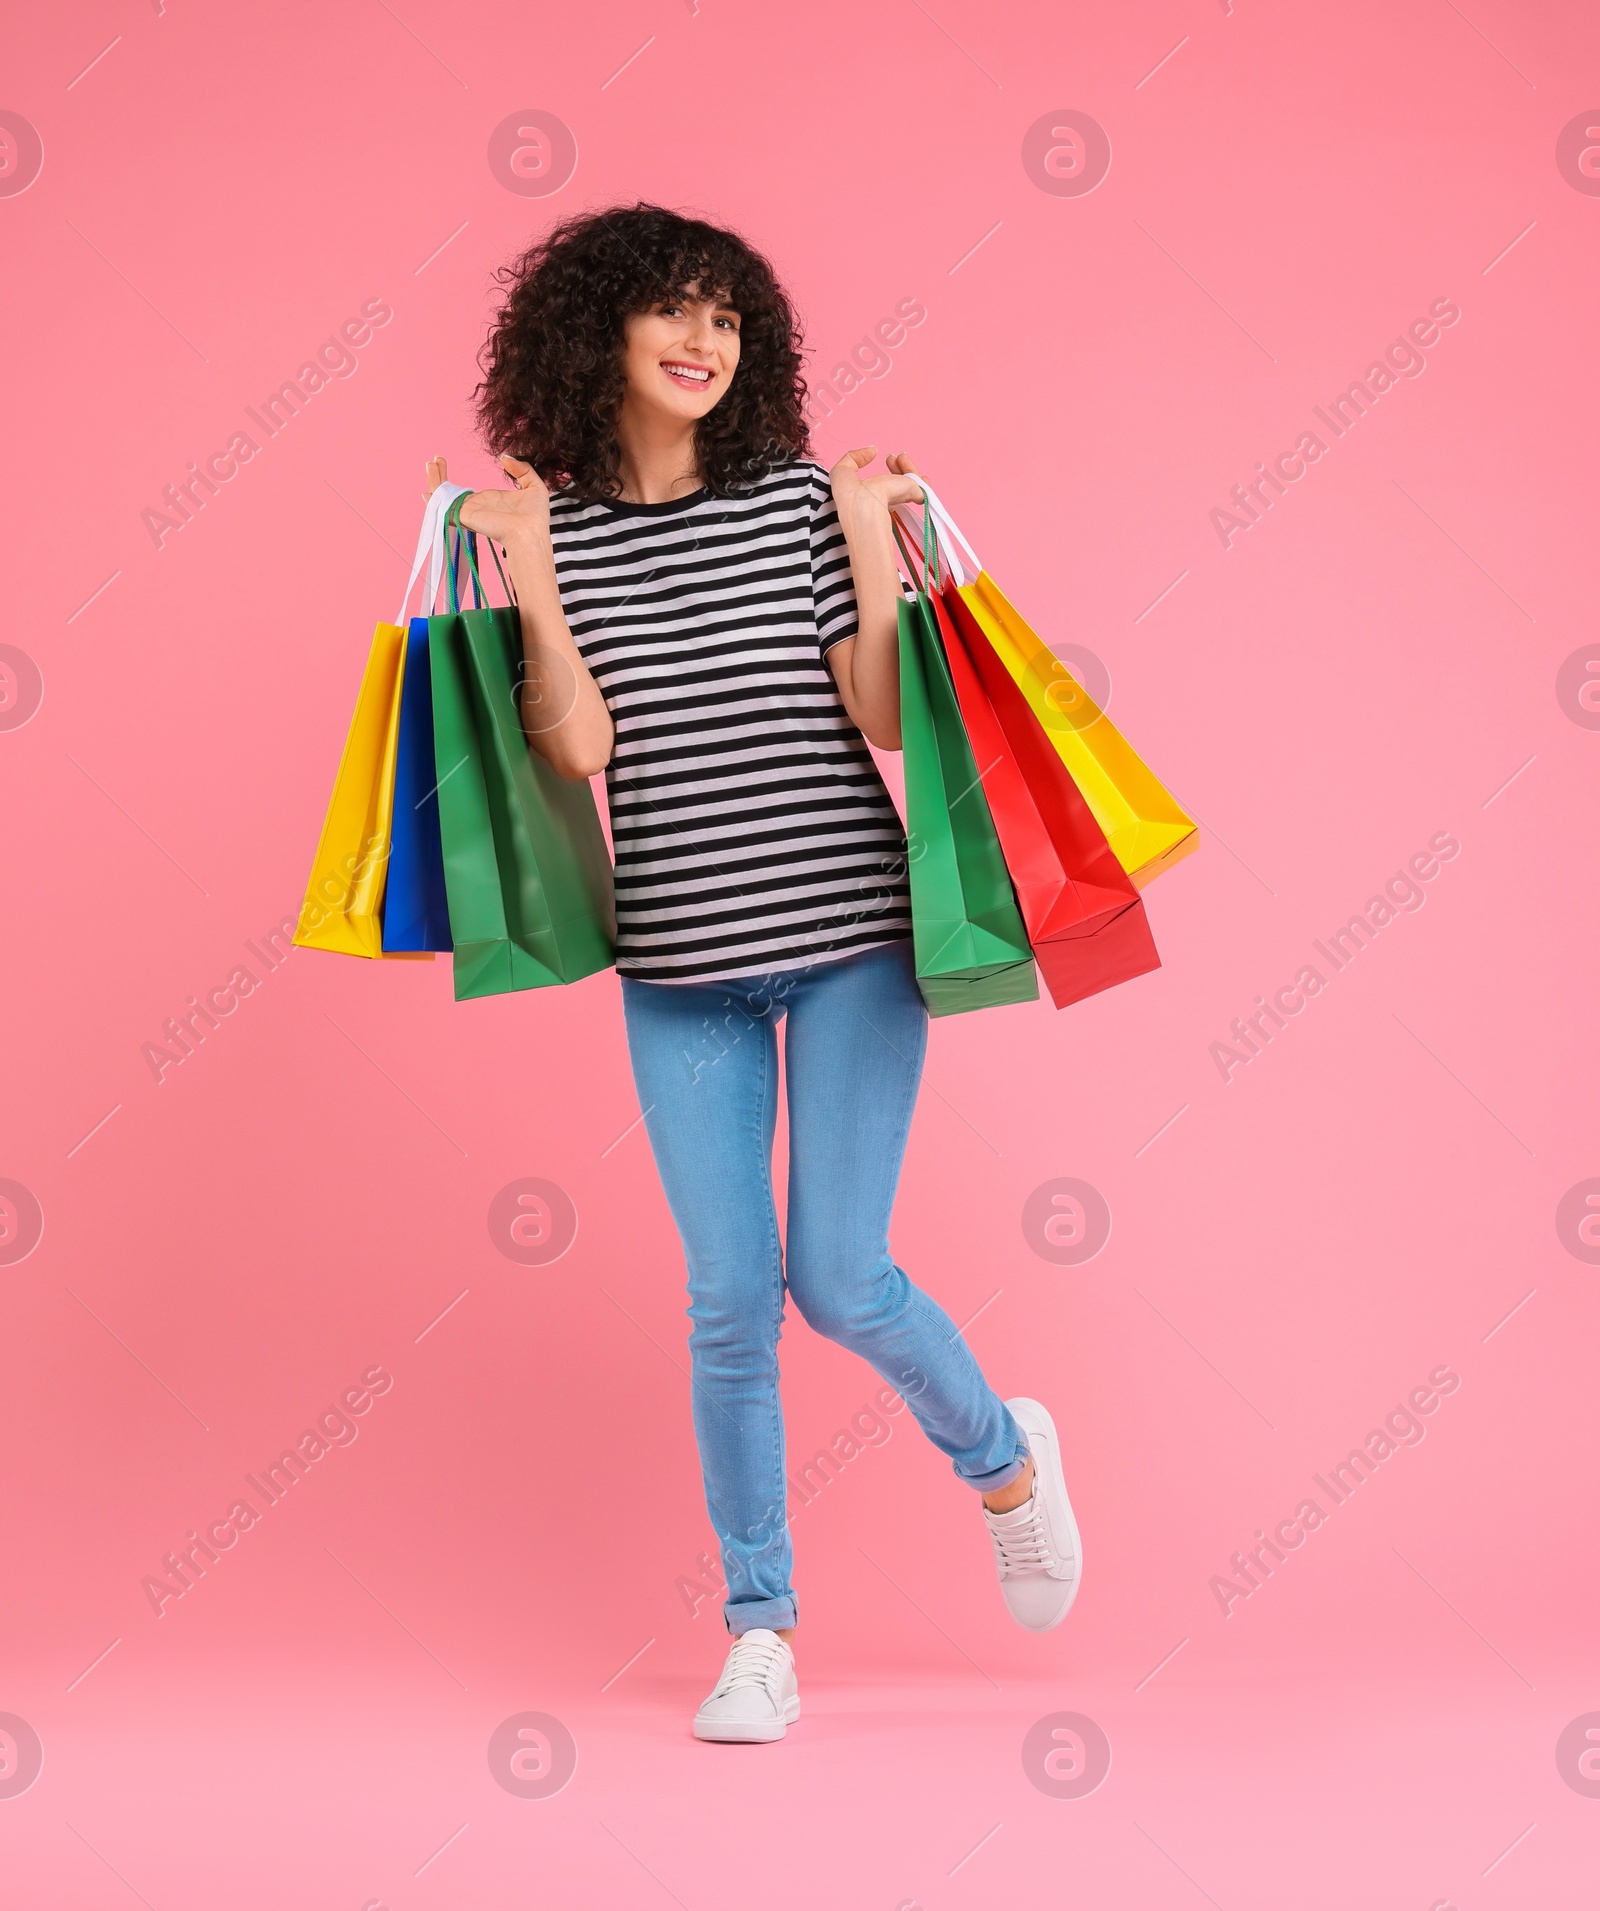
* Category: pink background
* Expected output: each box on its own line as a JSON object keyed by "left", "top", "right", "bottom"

{"left": 3, "top": 0, "right": 1598, "bottom": 1904}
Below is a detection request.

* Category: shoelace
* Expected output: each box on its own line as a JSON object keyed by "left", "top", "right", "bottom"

{"left": 988, "top": 1500, "right": 1059, "bottom": 1579}
{"left": 710, "top": 1635, "right": 789, "bottom": 1699}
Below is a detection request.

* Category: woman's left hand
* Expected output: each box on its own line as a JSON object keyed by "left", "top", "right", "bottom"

{"left": 828, "top": 447, "right": 924, "bottom": 526}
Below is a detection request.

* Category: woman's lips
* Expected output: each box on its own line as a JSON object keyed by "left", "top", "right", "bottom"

{"left": 661, "top": 361, "right": 714, "bottom": 390}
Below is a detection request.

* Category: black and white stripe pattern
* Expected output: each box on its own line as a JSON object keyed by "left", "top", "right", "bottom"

{"left": 547, "top": 460, "right": 912, "bottom": 982}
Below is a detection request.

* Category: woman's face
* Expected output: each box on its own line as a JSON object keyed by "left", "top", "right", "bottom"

{"left": 619, "top": 284, "right": 741, "bottom": 429}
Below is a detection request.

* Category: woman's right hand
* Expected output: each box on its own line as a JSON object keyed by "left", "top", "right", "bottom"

{"left": 426, "top": 453, "right": 550, "bottom": 548}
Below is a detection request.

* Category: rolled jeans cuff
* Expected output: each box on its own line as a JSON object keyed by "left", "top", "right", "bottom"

{"left": 959, "top": 1439, "right": 1031, "bottom": 1494}
{"left": 725, "top": 1593, "right": 798, "bottom": 1636}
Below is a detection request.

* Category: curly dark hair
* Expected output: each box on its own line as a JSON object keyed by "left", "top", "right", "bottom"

{"left": 473, "top": 203, "right": 812, "bottom": 502}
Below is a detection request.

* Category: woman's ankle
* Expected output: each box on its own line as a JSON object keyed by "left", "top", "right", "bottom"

{"left": 982, "top": 1455, "right": 1035, "bottom": 1514}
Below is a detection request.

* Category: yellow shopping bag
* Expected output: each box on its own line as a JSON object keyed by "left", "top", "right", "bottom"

{"left": 294, "top": 620, "right": 409, "bottom": 957}
{"left": 923, "top": 487, "right": 1198, "bottom": 889}
{"left": 294, "top": 486, "right": 469, "bottom": 957}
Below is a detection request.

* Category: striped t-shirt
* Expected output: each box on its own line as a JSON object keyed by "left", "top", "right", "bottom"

{"left": 546, "top": 460, "right": 912, "bottom": 983}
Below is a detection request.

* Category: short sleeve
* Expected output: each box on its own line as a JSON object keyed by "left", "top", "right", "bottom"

{"left": 809, "top": 470, "right": 859, "bottom": 657}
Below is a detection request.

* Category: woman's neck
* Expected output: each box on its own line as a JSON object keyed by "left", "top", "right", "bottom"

{"left": 614, "top": 406, "right": 703, "bottom": 504}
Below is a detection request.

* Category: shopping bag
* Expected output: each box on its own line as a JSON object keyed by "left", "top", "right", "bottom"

{"left": 293, "top": 618, "right": 405, "bottom": 957}
{"left": 895, "top": 532, "right": 1038, "bottom": 1016}
{"left": 922, "top": 486, "right": 1198, "bottom": 888}
{"left": 295, "top": 483, "right": 467, "bottom": 957}
{"left": 925, "top": 552, "right": 1161, "bottom": 1009}
{"left": 381, "top": 615, "right": 454, "bottom": 952}
{"left": 380, "top": 484, "right": 468, "bottom": 951}
{"left": 294, "top": 601, "right": 428, "bottom": 956}
{"left": 429, "top": 496, "right": 615, "bottom": 1000}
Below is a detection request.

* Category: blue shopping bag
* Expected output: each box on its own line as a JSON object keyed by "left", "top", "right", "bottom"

{"left": 375, "top": 481, "right": 472, "bottom": 952}
{"left": 380, "top": 616, "right": 454, "bottom": 951}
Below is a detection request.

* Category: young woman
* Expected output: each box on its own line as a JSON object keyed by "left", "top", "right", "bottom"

{"left": 431, "top": 205, "right": 1080, "bottom": 1743}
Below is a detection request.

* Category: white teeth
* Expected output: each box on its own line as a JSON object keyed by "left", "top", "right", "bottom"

{"left": 665, "top": 364, "right": 711, "bottom": 382}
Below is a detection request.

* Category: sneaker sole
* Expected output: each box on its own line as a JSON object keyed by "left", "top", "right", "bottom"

{"left": 1004, "top": 1395, "right": 1083, "bottom": 1632}
{"left": 693, "top": 1695, "right": 801, "bottom": 1744}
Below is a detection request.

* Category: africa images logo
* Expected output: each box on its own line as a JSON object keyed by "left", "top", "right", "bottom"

{"left": 1210, "top": 300, "right": 1462, "bottom": 549}
{"left": 1021, "top": 111, "right": 1112, "bottom": 197}
{"left": 1209, "top": 831, "right": 1460, "bottom": 1082}
{"left": 140, "top": 300, "right": 394, "bottom": 549}
{"left": 0, "top": 111, "right": 44, "bottom": 198}
{"left": 487, "top": 112, "right": 578, "bottom": 197}
{"left": 1556, "top": 111, "right": 1600, "bottom": 195}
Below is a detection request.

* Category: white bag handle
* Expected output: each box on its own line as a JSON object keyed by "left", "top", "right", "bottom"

{"left": 424, "top": 483, "right": 473, "bottom": 616}
{"left": 889, "top": 479, "right": 983, "bottom": 591}
{"left": 396, "top": 482, "right": 471, "bottom": 625}
{"left": 916, "top": 480, "right": 983, "bottom": 580}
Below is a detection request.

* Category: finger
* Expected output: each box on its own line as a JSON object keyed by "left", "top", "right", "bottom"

{"left": 891, "top": 452, "right": 919, "bottom": 476}
{"left": 499, "top": 453, "right": 534, "bottom": 485}
{"left": 837, "top": 446, "right": 876, "bottom": 471}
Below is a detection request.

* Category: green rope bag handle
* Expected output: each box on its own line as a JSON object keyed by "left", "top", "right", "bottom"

{"left": 442, "top": 491, "right": 539, "bottom": 731}
{"left": 890, "top": 488, "right": 942, "bottom": 595}
{"left": 442, "top": 493, "right": 516, "bottom": 611}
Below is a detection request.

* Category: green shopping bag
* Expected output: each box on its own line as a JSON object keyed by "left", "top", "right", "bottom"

{"left": 898, "top": 580, "right": 1039, "bottom": 1017}
{"left": 428, "top": 498, "right": 615, "bottom": 1000}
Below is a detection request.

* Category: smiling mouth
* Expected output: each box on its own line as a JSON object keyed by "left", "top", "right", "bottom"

{"left": 661, "top": 361, "right": 714, "bottom": 388}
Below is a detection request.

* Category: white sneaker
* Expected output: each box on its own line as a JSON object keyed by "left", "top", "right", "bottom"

{"left": 692, "top": 1628, "right": 800, "bottom": 1743}
{"left": 983, "top": 1396, "right": 1082, "bottom": 1632}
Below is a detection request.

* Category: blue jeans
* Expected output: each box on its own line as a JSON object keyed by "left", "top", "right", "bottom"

{"left": 621, "top": 938, "right": 1028, "bottom": 1635}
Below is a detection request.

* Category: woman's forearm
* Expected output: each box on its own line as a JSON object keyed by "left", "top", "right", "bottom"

{"left": 501, "top": 528, "right": 615, "bottom": 779}
{"left": 832, "top": 496, "right": 904, "bottom": 749}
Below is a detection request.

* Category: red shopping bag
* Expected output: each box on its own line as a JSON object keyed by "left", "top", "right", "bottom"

{"left": 931, "top": 574, "right": 1161, "bottom": 1009}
